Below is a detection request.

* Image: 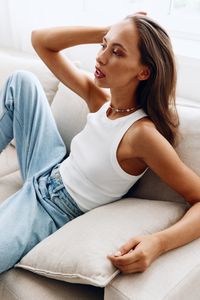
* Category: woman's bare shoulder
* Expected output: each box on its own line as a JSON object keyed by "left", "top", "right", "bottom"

{"left": 134, "top": 116, "right": 156, "bottom": 130}
{"left": 127, "top": 116, "right": 168, "bottom": 157}
{"left": 128, "top": 116, "right": 157, "bottom": 142}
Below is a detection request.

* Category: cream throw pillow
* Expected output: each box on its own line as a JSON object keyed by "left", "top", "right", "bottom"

{"left": 0, "top": 49, "right": 59, "bottom": 104}
{"left": 16, "top": 198, "right": 187, "bottom": 287}
{"left": 51, "top": 81, "right": 89, "bottom": 150}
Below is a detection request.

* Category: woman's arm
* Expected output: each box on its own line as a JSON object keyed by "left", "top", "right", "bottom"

{"left": 32, "top": 26, "right": 109, "bottom": 53}
{"left": 108, "top": 203, "right": 200, "bottom": 274}
{"left": 155, "top": 202, "right": 200, "bottom": 251}
{"left": 108, "top": 124, "right": 200, "bottom": 273}
{"left": 31, "top": 26, "right": 110, "bottom": 110}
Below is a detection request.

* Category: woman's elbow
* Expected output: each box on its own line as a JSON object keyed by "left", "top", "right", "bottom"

{"left": 31, "top": 30, "right": 40, "bottom": 49}
{"left": 186, "top": 191, "right": 200, "bottom": 206}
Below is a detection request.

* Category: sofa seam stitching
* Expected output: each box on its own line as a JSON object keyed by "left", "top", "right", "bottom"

{"left": 1, "top": 280, "right": 20, "bottom": 300}
{"left": 106, "top": 284, "right": 130, "bottom": 300}
{"left": 162, "top": 263, "right": 200, "bottom": 300}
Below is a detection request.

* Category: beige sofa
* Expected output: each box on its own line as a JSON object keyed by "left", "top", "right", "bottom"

{"left": 0, "top": 48, "right": 200, "bottom": 300}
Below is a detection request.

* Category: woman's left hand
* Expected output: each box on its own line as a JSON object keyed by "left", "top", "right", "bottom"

{"left": 107, "top": 234, "right": 164, "bottom": 274}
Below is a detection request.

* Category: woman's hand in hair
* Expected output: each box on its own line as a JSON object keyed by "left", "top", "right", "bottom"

{"left": 107, "top": 234, "right": 163, "bottom": 274}
{"left": 135, "top": 11, "right": 147, "bottom": 15}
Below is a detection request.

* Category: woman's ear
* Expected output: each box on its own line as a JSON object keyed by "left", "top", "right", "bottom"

{"left": 137, "top": 67, "right": 150, "bottom": 81}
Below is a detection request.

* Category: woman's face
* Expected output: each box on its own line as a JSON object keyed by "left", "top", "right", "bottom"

{"left": 95, "top": 19, "right": 145, "bottom": 90}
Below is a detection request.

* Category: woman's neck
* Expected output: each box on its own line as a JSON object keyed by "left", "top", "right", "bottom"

{"left": 106, "top": 89, "right": 139, "bottom": 119}
{"left": 109, "top": 89, "right": 137, "bottom": 110}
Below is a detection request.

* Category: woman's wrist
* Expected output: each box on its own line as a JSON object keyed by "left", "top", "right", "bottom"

{"left": 96, "top": 26, "right": 110, "bottom": 42}
{"left": 32, "top": 25, "right": 110, "bottom": 52}
{"left": 152, "top": 232, "right": 168, "bottom": 256}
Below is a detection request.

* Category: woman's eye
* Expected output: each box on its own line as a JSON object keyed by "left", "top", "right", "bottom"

{"left": 100, "top": 43, "right": 106, "bottom": 49}
{"left": 113, "top": 49, "right": 123, "bottom": 57}
{"left": 100, "top": 44, "right": 123, "bottom": 57}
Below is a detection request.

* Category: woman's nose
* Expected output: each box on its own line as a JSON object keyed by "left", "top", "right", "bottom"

{"left": 96, "top": 49, "right": 108, "bottom": 65}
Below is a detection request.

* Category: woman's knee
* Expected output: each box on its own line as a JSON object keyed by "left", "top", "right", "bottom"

{"left": 9, "top": 70, "right": 40, "bottom": 88}
{"left": 6, "top": 70, "right": 44, "bottom": 110}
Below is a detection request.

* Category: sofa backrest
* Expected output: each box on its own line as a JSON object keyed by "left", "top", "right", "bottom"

{"left": 176, "top": 55, "right": 200, "bottom": 103}
{"left": 0, "top": 49, "right": 59, "bottom": 104}
{"left": 51, "top": 82, "right": 89, "bottom": 150}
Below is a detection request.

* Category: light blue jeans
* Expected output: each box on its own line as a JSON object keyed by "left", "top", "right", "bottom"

{"left": 0, "top": 71, "right": 83, "bottom": 273}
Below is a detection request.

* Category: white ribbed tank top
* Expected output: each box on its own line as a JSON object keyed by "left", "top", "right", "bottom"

{"left": 59, "top": 102, "right": 147, "bottom": 212}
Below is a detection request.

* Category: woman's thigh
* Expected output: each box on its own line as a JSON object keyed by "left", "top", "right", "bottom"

{"left": 0, "top": 180, "right": 56, "bottom": 273}
{"left": 0, "top": 170, "right": 83, "bottom": 274}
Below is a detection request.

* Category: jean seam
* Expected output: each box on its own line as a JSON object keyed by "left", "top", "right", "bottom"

{"left": 13, "top": 108, "right": 29, "bottom": 180}
{"left": 40, "top": 168, "right": 83, "bottom": 220}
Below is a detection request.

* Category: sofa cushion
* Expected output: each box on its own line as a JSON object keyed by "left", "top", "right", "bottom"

{"left": 0, "top": 145, "right": 22, "bottom": 205}
{"left": 0, "top": 145, "right": 19, "bottom": 178}
{"left": 0, "top": 170, "right": 22, "bottom": 205}
{"left": 51, "top": 82, "right": 89, "bottom": 150}
{"left": 0, "top": 49, "right": 59, "bottom": 104}
{"left": 16, "top": 198, "right": 187, "bottom": 287}
{"left": 105, "top": 232, "right": 200, "bottom": 300}
{"left": 0, "top": 269, "right": 104, "bottom": 300}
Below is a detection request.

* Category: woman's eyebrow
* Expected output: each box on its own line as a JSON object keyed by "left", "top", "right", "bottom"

{"left": 103, "top": 36, "right": 127, "bottom": 52}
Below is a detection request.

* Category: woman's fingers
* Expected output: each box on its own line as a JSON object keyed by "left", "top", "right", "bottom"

{"left": 135, "top": 11, "right": 147, "bottom": 16}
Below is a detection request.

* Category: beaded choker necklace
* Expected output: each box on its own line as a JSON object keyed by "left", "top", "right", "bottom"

{"left": 109, "top": 105, "right": 136, "bottom": 113}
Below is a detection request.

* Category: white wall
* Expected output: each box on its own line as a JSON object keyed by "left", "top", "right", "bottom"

{"left": 0, "top": 0, "right": 187, "bottom": 52}
{"left": 0, "top": 0, "right": 138, "bottom": 54}
{"left": 0, "top": 0, "right": 199, "bottom": 101}
{"left": 1, "top": 0, "right": 200, "bottom": 57}
{"left": 0, "top": 0, "right": 144, "bottom": 70}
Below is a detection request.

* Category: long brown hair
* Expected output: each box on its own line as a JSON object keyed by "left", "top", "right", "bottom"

{"left": 127, "top": 14, "right": 179, "bottom": 146}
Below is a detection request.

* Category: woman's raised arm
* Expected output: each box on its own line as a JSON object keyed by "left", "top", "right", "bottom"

{"left": 31, "top": 26, "right": 110, "bottom": 111}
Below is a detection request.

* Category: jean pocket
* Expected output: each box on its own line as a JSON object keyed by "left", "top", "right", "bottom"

{"left": 38, "top": 175, "right": 49, "bottom": 199}
{"left": 51, "top": 188, "right": 83, "bottom": 220}
{"left": 44, "top": 165, "right": 83, "bottom": 220}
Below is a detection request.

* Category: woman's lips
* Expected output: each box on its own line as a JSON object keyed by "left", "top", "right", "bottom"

{"left": 95, "top": 67, "right": 106, "bottom": 79}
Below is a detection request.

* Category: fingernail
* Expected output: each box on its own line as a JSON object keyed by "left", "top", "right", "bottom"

{"left": 114, "top": 251, "right": 122, "bottom": 257}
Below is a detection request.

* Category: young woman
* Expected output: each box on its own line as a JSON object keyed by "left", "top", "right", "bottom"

{"left": 0, "top": 13, "right": 200, "bottom": 275}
